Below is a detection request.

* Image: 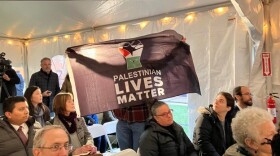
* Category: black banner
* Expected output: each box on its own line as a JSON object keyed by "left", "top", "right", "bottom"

{"left": 66, "top": 30, "right": 200, "bottom": 116}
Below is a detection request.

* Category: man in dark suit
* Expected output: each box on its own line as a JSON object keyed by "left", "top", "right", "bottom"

{"left": 0, "top": 96, "right": 37, "bottom": 156}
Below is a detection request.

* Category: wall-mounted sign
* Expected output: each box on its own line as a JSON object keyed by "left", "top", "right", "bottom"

{"left": 262, "top": 52, "right": 272, "bottom": 77}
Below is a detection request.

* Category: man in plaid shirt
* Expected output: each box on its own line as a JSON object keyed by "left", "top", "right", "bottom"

{"left": 113, "top": 104, "right": 149, "bottom": 151}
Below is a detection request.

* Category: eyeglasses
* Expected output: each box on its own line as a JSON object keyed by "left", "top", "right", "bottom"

{"left": 261, "top": 138, "right": 272, "bottom": 145}
{"left": 155, "top": 109, "right": 173, "bottom": 117}
{"left": 240, "top": 93, "right": 253, "bottom": 96}
{"left": 38, "top": 144, "right": 73, "bottom": 152}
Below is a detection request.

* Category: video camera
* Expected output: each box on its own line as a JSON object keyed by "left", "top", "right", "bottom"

{"left": 0, "top": 52, "right": 11, "bottom": 77}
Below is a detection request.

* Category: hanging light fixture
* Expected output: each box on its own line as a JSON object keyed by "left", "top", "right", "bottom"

{"left": 139, "top": 21, "right": 149, "bottom": 29}
{"left": 64, "top": 35, "right": 70, "bottom": 39}
{"left": 53, "top": 36, "right": 58, "bottom": 42}
{"left": 184, "top": 12, "right": 196, "bottom": 23}
{"left": 7, "top": 40, "right": 13, "bottom": 45}
{"left": 212, "top": 7, "right": 229, "bottom": 15}
{"left": 119, "top": 25, "right": 126, "bottom": 32}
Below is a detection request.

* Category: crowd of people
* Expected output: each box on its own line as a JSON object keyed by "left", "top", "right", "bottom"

{"left": 0, "top": 57, "right": 280, "bottom": 156}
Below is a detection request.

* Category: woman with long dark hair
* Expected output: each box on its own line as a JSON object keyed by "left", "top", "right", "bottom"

{"left": 24, "top": 86, "right": 50, "bottom": 127}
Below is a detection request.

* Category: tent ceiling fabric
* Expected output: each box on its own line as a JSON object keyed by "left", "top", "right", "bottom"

{"left": 0, "top": 0, "right": 229, "bottom": 39}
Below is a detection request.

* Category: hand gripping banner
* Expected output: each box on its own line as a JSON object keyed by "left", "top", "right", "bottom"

{"left": 66, "top": 30, "right": 200, "bottom": 116}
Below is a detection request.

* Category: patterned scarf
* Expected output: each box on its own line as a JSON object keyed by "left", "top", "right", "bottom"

{"left": 58, "top": 112, "right": 77, "bottom": 134}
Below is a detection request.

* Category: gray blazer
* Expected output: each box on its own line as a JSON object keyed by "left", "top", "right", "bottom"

{"left": 0, "top": 118, "right": 36, "bottom": 156}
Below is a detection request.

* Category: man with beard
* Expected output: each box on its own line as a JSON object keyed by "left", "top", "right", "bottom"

{"left": 231, "top": 86, "right": 253, "bottom": 118}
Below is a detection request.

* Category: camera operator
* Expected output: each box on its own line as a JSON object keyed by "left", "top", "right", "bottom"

{"left": 0, "top": 62, "right": 20, "bottom": 103}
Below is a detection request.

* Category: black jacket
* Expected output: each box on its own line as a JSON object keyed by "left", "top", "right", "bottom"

{"left": 226, "top": 105, "right": 240, "bottom": 124}
{"left": 193, "top": 107, "right": 235, "bottom": 156}
{"left": 29, "top": 69, "right": 60, "bottom": 109}
{"left": 1, "top": 68, "right": 20, "bottom": 102}
{"left": 139, "top": 119, "right": 197, "bottom": 156}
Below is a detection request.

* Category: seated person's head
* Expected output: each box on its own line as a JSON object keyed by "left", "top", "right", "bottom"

{"left": 3, "top": 96, "right": 29, "bottom": 126}
{"left": 147, "top": 99, "right": 173, "bottom": 127}
{"left": 231, "top": 107, "right": 276, "bottom": 155}
{"left": 33, "top": 125, "right": 72, "bottom": 156}
{"left": 212, "top": 92, "right": 234, "bottom": 115}
{"left": 53, "top": 92, "right": 74, "bottom": 115}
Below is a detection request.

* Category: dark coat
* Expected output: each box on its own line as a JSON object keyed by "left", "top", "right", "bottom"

{"left": 1, "top": 68, "right": 20, "bottom": 102}
{"left": 0, "top": 117, "right": 36, "bottom": 156}
{"left": 193, "top": 107, "right": 235, "bottom": 156}
{"left": 29, "top": 69, "right": 60, "bottom": 110}
{"left": 229, "top": 105, "right": 240, "bottom": 119}
{"left": 139, "top": 119, "right": 197, "bottom": 156}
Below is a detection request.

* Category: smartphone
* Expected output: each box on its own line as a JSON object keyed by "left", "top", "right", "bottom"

{"left": 47, "top": 91, "right": 52, "bottom": 94}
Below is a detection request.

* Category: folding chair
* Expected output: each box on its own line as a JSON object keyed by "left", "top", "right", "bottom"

{"left": 87, "top": 124, "right": 107, "bottom": 138}
{"left": 102, "top": 120, "right": 118, "bottom": 151}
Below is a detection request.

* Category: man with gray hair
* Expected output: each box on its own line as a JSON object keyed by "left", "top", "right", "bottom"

{"left": 33, "top": 125, "right": 71, "bottom": 156}
{"left": 33, "top": 125, "right": 99, "bottom": 156}
{"left": 29, "top": 57, "right": 60, "bottom": 114}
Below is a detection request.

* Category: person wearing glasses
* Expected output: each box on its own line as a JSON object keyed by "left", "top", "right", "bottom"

{"left": 193, "top": 92, "right": 235, "bottom": 156}
{"left": 47, "top": 92, "right": 97, "bottom": 155}
{"left": 224, "top": 107, "right": 276, "bottom": 156}
{"left": 33, "top": 125, "right": 72, "bottom": 156}
{"left": 0, "top": 96, "right": 38, "bottom": 156}
{"left": 231, "top": 86, "right": 253, "bottom": 118}
{"left": 139, "top": 99, "right": 197, "bottom": 156}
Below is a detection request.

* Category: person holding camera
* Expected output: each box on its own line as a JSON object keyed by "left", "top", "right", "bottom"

{"left": 0, "top": 64, "right": 20, "bottom": 104}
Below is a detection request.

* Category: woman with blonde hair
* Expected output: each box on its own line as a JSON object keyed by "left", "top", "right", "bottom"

{"left": 48, "top": 92, "right": 97, "bottom": 155}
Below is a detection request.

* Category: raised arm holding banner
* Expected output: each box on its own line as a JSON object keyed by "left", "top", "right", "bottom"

{"left": 65, "top": 30, "right": 201, "bottom": 116}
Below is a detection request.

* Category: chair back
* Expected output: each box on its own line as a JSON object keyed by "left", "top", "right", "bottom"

{"left": 87, "top": 124, "right": 106, "bottom": 138}
{"left": 103, "top": 120, "right": 118, "bottom": 134}
{"left": 102, "top": 120, "right": 119, "bottom": 151}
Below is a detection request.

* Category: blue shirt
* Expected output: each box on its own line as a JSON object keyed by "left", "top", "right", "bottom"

{"left": 16, "top": 72, "right": 25, "bottom": 96}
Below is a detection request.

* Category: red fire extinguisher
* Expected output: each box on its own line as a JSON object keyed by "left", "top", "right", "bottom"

{"left": 267, "top": 93, "right": 278, "bottom": 124}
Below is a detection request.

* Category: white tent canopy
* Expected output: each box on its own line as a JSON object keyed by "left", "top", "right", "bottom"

{"left": 1, "top": 0, "right": 280, "bottom": 136}
{"left": 0, "top": 0, "right": 230, "bottom": 39}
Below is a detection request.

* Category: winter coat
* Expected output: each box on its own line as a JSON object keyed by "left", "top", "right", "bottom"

{"left": 223, "top": 144, "right": 252, "bottom": 156}
{"left": 1, "top": 68, "right": 20, "bottom": 103}
{"left": 139, "top": 119, "right": 197, "bottom": 156}
{"left": 193, "top": 106, "right": 235, "bottom": 156}
{"left": 226, "top": 105, "right": 240, "bottom": 124}
{"left": 29, "top": 69, "right": 60, "bottom": 109}
{"left": 0, "top": 117, "right": 36, "bottom": 156}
